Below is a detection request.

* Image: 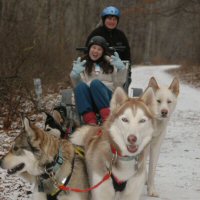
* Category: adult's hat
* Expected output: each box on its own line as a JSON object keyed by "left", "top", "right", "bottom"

{"left": 87, "top": 36, "right": 108, "bottom": 51}
{"left": 101, "top": 6, "right": 121, "bottom": 18}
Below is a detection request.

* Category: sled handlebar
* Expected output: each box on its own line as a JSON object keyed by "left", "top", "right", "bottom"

{"left": 76, "top": 47, "right": 87, "bottom": 51}
{"left": 76, "top": 46, "right": 126, "bottom": 52}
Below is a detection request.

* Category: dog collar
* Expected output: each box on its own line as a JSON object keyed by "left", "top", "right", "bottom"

{"left": 47, "top": 146, "right": 63, "bottom": 171}
{"left": 110, "top": 144, "right": 140, "bottom": 162}
{"left": 40, "top": 147, "right": 64, "bottom": 179}
{"left": 38, "top": 150, "right": 76, "bottom": 196}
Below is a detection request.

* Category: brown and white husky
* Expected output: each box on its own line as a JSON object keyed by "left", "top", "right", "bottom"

{"left": 146, "top": 77, "right": 179, "bottom": 197}
{"left": 71, "top": 86, "right": 157, "bottom": 200}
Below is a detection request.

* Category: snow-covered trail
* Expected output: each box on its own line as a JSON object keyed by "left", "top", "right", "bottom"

{"left": 130, "top": 65, "right": 200, "bottom": 200}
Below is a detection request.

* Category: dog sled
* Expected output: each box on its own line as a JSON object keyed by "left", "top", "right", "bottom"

{"left": 54, "top": 46, "right": 143, "bottom": 133}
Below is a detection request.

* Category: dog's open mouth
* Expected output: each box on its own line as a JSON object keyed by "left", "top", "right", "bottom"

{"left": 127, "top": 144, "right": 138, "bottom": 153}
{"left": 7, "top": 163, "right": 25, "bottom": 175}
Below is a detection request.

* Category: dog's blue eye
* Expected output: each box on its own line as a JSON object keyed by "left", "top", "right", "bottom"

{"left": 122, "top": 117, "right": 129, "bottom": 123}
{"left": 167, "top": 100, "right": 172, "bottom": 104}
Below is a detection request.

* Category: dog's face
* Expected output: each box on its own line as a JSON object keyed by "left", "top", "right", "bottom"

{"left": 44, "top": 106, "right": 79, "bottom": 139}
{"left": 148, "top": 77, "right": 179, "bottom": 120}
{"left": 44, "top": 112, "right": 64, "bottom": 138}
{"left": 0, "top": 117, "right": 56, "bottom": 176}
{"left": 108, "top": 87, "right": 157, "bottom": 156}
{"left": 53, "top": 106, "right": 67, "bottom": 124}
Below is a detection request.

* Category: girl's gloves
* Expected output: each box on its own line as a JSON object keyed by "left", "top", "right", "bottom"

{"left": 110, "top": 52, "right": 125, "bottom": 70}
{"left": 71, "top": 57, "right": 86, "bottom": 78}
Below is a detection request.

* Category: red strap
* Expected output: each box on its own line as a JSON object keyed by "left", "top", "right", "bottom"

{"left": 58, "top": 173, "right": 111, "bottom": 192}
{"left": 110, "top": 144, "right": 122, "bottom": 157}
{"left": 96, "top": 128, "right": 103, "bottom": 136}
{"left": 59, "top": 129, "right": 110, "bottom": 193}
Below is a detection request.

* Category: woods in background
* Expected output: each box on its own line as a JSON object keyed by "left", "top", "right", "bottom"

{"left": 0, "top": 0, "right": 200, "bottom": 111}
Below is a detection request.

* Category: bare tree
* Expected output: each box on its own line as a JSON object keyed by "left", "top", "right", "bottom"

{"left": 1, "top": 0, "right": 200, "bottom": 127}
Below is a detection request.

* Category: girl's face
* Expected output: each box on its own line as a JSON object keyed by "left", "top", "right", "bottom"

{"left": 104, "top": 16, "right": 118, "bottom": 29}
{"left": 89, "top": 44, "right": 104, "bottom": 61}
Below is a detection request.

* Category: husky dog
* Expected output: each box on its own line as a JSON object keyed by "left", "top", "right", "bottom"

{"left": 0, "top": 117, "right": 89, "bottom": 200}
{"left": 146, "top": 77, "right": 179, "bottom": 197}
{"left": 44, "top": 112, "right": 67, "bottom": 138}
{"left": 44, "top": 106, "right": 79, "bottom": 139}
{"left": 71, "top": 87, "right": 157, "bottom": 200}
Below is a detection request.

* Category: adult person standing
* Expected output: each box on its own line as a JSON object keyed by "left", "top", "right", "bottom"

{"left": 85, "top": 6, "right": 131, "bottom": 63}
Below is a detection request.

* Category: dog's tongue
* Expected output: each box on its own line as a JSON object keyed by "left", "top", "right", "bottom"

{"left": 127, "top": 145, "right": 138, "bottom": 153}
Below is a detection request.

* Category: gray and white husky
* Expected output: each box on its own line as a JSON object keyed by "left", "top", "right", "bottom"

{"left": 0, "top": 117, "right": 89, "bottom": 200}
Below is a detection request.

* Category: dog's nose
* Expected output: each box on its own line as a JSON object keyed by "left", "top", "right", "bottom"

{"left": 161, "top": 109, "right": 168, "bottom": 117}
{"left": 128, "top": 135, "right": 137, "bottom": 144}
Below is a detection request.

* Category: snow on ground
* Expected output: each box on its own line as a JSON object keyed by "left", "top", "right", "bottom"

{"left": 0, "top": 65, "right": 200, "bottom": 200}
{"left": 130, "top": 65, "right": 200, "bottom": 200}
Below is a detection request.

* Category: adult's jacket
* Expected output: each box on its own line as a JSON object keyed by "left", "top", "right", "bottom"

{"left": 86, "top": 26, "right": 131, "bottom": 62}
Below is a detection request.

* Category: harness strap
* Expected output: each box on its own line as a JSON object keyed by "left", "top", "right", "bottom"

{"left": 49, "top": 156, "right": 75, "bottom": 197}
{"left": 110, "top": 144, "right": 122, "bottom": 157}
{"left": 111, "top": 173, "right": 127, "bottom": 192}
{"left": 58, "top": 144, "right": 117, "bottom": 193}
{"left": 74, "top": 146, "right": 85, "bottom": 158}
{"left": 58, "top": 173, "right": 111, "bottom": 193}
{"left": 50, "top": 129, "right": 114, "bottom": 193}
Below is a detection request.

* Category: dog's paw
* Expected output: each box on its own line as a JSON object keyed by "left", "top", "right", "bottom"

{"left": 147, "top": 186, "right": 159, "bottom": 197}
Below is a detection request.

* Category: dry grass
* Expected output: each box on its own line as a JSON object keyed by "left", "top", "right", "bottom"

{"left": 168, "top": 64, "right": 200, "bottom": 88}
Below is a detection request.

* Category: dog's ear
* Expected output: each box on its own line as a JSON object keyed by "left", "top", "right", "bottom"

{"left": 20, "top": 113, "right": 25, "bottom": 128}
{"left": 42, "top": 112, "right": 48, "bottom": 122}
{"left": 169, "top": 77, "right": 179, "bottom": 97}
{"left": 110, "top": 87, "right": 128, "bottom": 112}
{"left": 23, "top": 117, "right": 36, "bottom": 138}
{"left": 148, "top": 77, "right": 159, "bottom": 92}
{"left": 52, "top": 110, "right": 63, "bottom": 125}
{"left": 141, "top": 87, "right": 157, "bottom": 115}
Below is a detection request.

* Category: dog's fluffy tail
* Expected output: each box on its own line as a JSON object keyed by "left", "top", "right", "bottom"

{"left": 70, "top": 125, "right": 91, "bottom": 146}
